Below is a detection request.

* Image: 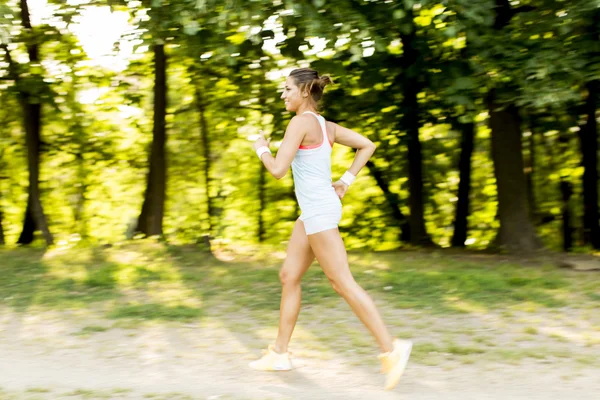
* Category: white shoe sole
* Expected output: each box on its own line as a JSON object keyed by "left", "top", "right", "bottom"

{"left": 249, "top": 361, "right": 293, "bottom": 371}
{"left": 385, "top": 341, "right": 412, "bottom": 390}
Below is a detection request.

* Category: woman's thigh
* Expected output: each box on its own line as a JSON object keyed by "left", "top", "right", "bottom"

{"left": 307, "top": 228, "right": 354, "bottom": 286}
{"left": 280, "top": 219, "right": 315, "bottom": 283}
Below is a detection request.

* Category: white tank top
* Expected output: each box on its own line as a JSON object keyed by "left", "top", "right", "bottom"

{"left": 291, "top": 112, "right": 342, "bottom": 219}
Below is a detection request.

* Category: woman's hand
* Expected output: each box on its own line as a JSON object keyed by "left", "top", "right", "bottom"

{"left": 253, "top": 130, "right": 270, "bottom": 151}
{"left": 332, "top": 180, "right": 349, "bottom": 200}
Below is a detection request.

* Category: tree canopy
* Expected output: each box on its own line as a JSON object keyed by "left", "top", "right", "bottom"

{"left": 1, "top": 0, "right": 599, "bottom": 253}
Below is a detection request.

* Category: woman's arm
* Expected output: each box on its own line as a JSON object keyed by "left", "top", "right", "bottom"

{"left": 330, "top": 123, "right": 376, "bottom": 199}
{"left": 333, "top": 123, "right": 376, "bottom": 175}
{"left": 253, "top": 115, "right": 307, "bottom": 179}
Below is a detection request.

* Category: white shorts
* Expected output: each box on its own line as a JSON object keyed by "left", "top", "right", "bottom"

{"left": 299, "top": 209, "right": 342, "bottom": 235}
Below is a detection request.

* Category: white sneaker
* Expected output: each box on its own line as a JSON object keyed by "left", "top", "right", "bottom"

{"left": 378, "top": 339, "right": 412, "bottom": 390}
{"left": 249, "top": 345, "right": 293, "bottom": 371}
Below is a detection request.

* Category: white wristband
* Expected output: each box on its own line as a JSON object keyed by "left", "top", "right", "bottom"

{"left": 256, "top": 146, "right": 271, "bottom": 160}
{"left": 339, "top": 171, "right": 356, "bottom": 186}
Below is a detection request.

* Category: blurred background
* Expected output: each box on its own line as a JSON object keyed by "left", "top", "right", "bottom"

{"left": 1, "top": 0, "right": 600, "bottom": 252}
{"left": 2, "top": 2, "right": 600, "bottom": 399}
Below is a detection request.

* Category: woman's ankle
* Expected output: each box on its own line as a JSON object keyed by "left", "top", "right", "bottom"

{"left": 380, "top": 337, "right": 394, "bottom": 353}
{"left": 273, "top": 343, "right": 288, "bottom": 354}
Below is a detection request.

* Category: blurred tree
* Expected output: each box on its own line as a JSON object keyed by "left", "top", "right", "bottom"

{"left": 0, "top": 140, "right": 4, "bottom": 244}
{"left": 130, "top": 1, "right": 171, "bottom": 237}
{"left": 453, "top": 0, "right": 542, "bottom": 251}
{"left": 1, "top": 0, "right": 55, "bottom": 245}
{"left": 349, "top": 0, "right": 434, "bottom": 246}
{"left": 0, "top": 91, "right": 6, "bottom": 246}
{"left": 579, "top": 79, "right": 599, "bottom": 248}
{"left": 576, "top": 7, "right": 600, "bottom": 248}
{"left": 450, "top": 119, "right": 475, "bottom": 248}
{"left": 136, "top": 40, "right": 167, "bottom": 237}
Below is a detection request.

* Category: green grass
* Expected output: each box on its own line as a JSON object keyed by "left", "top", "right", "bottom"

{"left": 0, "top": 387, "right": 194, "bottom": 400}
{"left": 1, "top": 242, "right": 599, "bottom": 324}
{"left": 26, "top": 388, "right": 51, "bottom": 393}
{"left": 444, "top": 342, "right": 486, "bottom": 356}
{"left": 587, "top": 292, "right": 600, "bottom": 301}
{"left": 141, "top": 393, "right": 194, "bottom": 400}
{"left": 65, "top": 389, "right": 108, "bottom": 398}
{"left": 524, "top": 326, "right": 539, "bottom": 335}
{"left": 107, "top": 303, "right": 203, "bottom": 321}
{"left": 75, "top": 325, "right": 110, "bottom": 336}
{"left": 63, "top": 388, "right": 135, "bottom": 399}
{"left": 473, "top": 336, "right": 495, "bottom": 346}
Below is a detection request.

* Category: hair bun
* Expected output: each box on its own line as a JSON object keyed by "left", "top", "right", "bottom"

{"left": 318, "top": 75, "right": 333, "bottom": 88}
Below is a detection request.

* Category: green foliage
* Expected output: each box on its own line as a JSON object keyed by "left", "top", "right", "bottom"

{"left": 0, "top": 0, "right": 598, "bottom": 251}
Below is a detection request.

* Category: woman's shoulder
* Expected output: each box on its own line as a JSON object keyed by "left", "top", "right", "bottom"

{"left": 289, "top": 113, "right": 315, "bottom": 125}
{"left": 285, "top": 114, "right": 313, "bottom": 137}
{"left": 290, "top": 113, "right": 316, "bottom": 122}
{"left": 288, "top": 113, "right": 325, "bottom": 132}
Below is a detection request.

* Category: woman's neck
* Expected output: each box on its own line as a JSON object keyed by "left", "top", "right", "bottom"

{"left": 296, "top": 104, "right": 317, "bottom": 115}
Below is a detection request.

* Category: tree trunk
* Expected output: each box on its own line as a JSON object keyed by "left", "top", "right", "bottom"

{"left": 488, "top": 96, "right": 541, "bottom": 251}
{"left": 525, "top": 130, "right": 536, "bottom": 220}
{"left": 451, "top": 121, "right": 475, "bottom": 248}
{"left": 0, "top": 213, "right": 4, "bottom": 245}
{"left": 560, "top": 179, "right": 573, "bottom": 252}
{"left": 17, "top": 200, "right": 35, "bottom": 244}
{"left": 195, "top": 86, "right": 213, "bottom": 237}
{"left": 552, "top": 128, "right": 573, "bottom": 251}
{"left": 257, "top": 85, "right": 270, "bottom": 242}
{"left": 136, "top": 43, "right": 167, "bottom": 237}
{"left": 15, "top": 0, "right": 53, "bottom": 245}
{"left": 69, "top": 68, "right": 89, "bottom": 239}
{"left": 17, "top": 101, "right": 53, "bottom": 245}
{"left": 258, "top": 164, "right": 266, "bottom": 242}
{"left": 366, "top": 160, "right": 410, "bottom": 242}
{"left": 0, "top": 202, "right": 4, "bottom": 245}
{"left": 486, "top": 0, "right": 541, "bottom": 252}
{"left": 74, "top": 151, "right": 88, "bottom": 239}
{"left": 399, "top": 20, "right": 432, "bottom": 246}
{"left": 0, "top": 132, "right": 5, "bottom": 245}
{"left": 578, "top": 81, "right": 600, "bottom": 249}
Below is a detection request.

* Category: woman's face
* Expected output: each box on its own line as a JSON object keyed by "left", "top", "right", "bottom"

{"left": 280, "top": 76, "right": 306, "bottom": 112}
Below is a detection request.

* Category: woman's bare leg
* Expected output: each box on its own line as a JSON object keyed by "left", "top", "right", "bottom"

{"left": 307, "top": 228, "right": 394, "bottom": 353}
{"left": 273, "top": 219, "right": 314, "bottom": 354}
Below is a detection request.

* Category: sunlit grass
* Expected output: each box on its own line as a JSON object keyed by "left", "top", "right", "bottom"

{"left": 444, "top": 298, "right": 488, "bottom": 314}
{"left": 1, "top": 242, "right": 599, "bottom": 326}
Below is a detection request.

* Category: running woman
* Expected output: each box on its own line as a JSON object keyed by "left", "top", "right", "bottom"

{"left": 250, "top": 68, "right": 412, "bottom": 390}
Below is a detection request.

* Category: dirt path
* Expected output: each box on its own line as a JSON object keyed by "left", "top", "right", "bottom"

{"left": 1, "top": 309, "right": 599, "bottom": 400}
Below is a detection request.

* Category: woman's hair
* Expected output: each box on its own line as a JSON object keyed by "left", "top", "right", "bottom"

{"left": 289, "top": 68, "right": 333, "bottom": 108}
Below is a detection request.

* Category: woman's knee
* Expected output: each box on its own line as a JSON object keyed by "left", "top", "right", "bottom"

{"left": 328, "top": 274, "right": 357, "bottom": 296}
{"left": 279, "top": 267, "right": 303, "bottom": 286}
